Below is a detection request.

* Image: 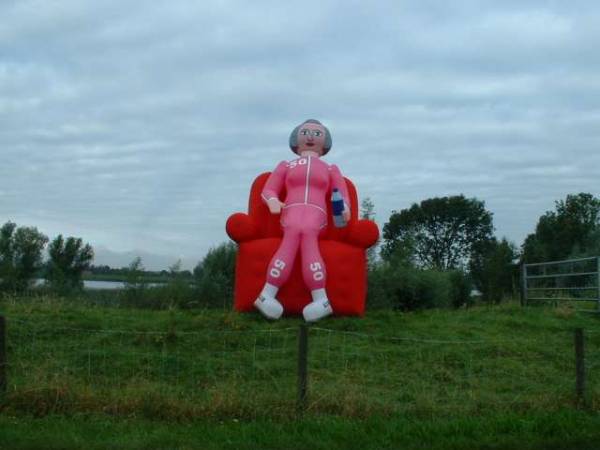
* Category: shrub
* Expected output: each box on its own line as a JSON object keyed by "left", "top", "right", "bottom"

{"left": 120, "top": 257, "right": 196, "bottom": 310}
{"left": 194, "top": 242, "right": 237, "bottom": 309}
{"left": 447, "top": 270, "right": 473, "bottom": 308}
{"left": 122, "top": 257, "right": 148, "bottom": 307}
{"left": 470, "top": 238, "right": 518, "bottom": 303}
{"left": 367, "top": 262, "right": 464, "bottom": 311}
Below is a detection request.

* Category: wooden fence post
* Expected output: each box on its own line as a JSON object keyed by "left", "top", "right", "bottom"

{"left": 574, "top": 328, "right": 586, "bottom": 407}
{"left": 297, "top": 324, "right": 309, "bottom": 414}
{"left": 0, "top": 316, "right": 6, "bottom": 396}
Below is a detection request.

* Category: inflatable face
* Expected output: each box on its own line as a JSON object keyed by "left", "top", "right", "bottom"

{"left": 296, "top": 122, "right": 327, "bottom": 155}
{"left": 289, "top": 119, "right": 333, "bottom": 155}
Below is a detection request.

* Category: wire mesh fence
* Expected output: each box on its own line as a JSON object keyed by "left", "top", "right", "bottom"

{"left": 4, "top": 319, "right": 299, "bottom": 418}
{"left": 1, "top": 317, "right": 599, "bottom": 418}
{"left": 307, "top": 327, "right": 582, "bottom": 416}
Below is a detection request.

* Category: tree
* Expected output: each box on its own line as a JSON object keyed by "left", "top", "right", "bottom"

{"left": 0, "top": 221, "right": 48, "bottom": 292}
{"left": 360, "top": 197, "right": 379, "bottom": 267}
{"left": 381, "top": 195, "right": 494, "bottom": 270}
{"left": 46, "top": 235, "right": 94, "bottom": 294}
{"left": 194, "top": 242, "right": 237, "bottom": 308}
{"left": 522, "top": 193, "right": 600, "bottom": 262}
{"left": 122, "top": 256, "right": 148, "bottom": 305}
{"left": 470, "top": 237, "right": 518, "bottom": 303}
{"left": 0, "top": 222, "right": 17, "bottom": 290}
{"left": 572, "top": 228, "right": 600, "bottom": 258}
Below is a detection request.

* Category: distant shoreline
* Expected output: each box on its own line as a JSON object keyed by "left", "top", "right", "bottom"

{"left": 33, "top": 278, "right": 170, "bottom": 290}
{"left": 82, "top": 274, "right": 177, "bottom": 284}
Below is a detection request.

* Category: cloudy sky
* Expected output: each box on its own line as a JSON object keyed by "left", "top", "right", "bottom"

{"left": 2, "top": 0, "right": 599, "bottom": 270}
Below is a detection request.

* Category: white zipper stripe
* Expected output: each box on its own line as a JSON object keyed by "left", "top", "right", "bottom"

{"left": 304, "top": 156, "right": 311, "bottom": 204}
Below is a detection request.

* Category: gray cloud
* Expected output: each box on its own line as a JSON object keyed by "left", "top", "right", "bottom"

{"left": 1, "top": 0, "right": 599, "bottom": 269}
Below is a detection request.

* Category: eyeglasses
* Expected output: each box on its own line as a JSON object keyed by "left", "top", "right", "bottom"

{"left": 299, "top": 129, "right": 324, "bottom": 137}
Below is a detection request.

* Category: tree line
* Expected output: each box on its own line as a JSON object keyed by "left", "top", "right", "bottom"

{"left": 3, "top": 191, "right": 598, "bottom": 310}
{"left": 372, "top": 192, "right": 600, "bottom": 307}
{"left": 0, "top": 221, "right": 93, "bottom": 295}
{"left": 88, "top": 264, "right": 193, "bottom": 282}
{"left": 0, "top": 216, "right": 236, "bottom": 309}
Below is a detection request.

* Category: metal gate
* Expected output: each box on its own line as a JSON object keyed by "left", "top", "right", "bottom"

{"left": 522, "top": 256, "right": 600, "bottom": 312}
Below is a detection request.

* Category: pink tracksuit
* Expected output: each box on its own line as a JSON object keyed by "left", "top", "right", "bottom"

{"left": 261, "top": 155, "right": 350, "bottom": 291}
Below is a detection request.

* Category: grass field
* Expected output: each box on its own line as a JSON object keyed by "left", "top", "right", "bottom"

{"left": 0, "top": 295, "right": 599, "bottom": 449}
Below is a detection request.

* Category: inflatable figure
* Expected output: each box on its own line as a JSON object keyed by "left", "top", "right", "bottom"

{"left": 255, "top": 119, "right": 350, "bottom": 322}
{"left": 226, "top": 119, "right": 379, "bottom": 321}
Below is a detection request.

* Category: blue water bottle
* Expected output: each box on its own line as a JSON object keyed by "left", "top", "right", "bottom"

{"left": 331, "top": 188, "right": 347, "bottom": 228}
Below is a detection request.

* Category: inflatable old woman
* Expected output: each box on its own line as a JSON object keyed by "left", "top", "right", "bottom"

{"left": 226, "top": 120, "right": 379, "bottom": 322}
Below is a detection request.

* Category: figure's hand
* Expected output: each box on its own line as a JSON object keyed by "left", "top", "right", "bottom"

{"left": 267, "top": 197, "right": 285, "bottom": 214}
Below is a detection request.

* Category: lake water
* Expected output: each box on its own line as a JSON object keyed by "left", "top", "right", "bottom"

{"left": 85, "top": 280, "right": 127, "bottom": 290}
{"left": 34, "top": 279, "right": 164, "bottom": 290}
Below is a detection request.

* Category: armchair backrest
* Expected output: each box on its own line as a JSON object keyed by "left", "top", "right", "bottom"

{"left": 248, "top": 172, "right": 360, "bottom": 240}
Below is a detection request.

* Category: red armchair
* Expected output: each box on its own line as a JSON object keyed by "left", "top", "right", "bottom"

{"left": 226, "top": 172, "right": 379, "bottom": 316}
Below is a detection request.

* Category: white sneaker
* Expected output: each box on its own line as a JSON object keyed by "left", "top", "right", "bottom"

{"left": 254, "top": 294, "right": 284, "bottom": 320}
{"left": 302, "top": 299, "right": 333, "bottom": 322}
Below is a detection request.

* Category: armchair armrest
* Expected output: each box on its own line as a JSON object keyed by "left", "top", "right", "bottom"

{"left": 226, "top": 213, "right": 260, "bottom": 243}
{"left": 343, "top": 219, "right": 379, "bottom": 248}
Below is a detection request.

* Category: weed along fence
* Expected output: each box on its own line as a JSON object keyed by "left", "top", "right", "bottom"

{"left": 522, "top": 256, "right": 600, "bottom": 312}
{"left": 0, "top": 317, "right": 599, "bottom": 417}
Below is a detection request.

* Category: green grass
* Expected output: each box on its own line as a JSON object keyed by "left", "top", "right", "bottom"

{"left": 1, "top": 410, "right": 600, "bottom": 450}
{"left": 1, "top": 295, "right": 599, "bottom": 449}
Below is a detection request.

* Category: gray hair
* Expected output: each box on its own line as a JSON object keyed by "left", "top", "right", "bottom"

{"left": 288, "top": 119, "right": 333, "bottom": 155}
